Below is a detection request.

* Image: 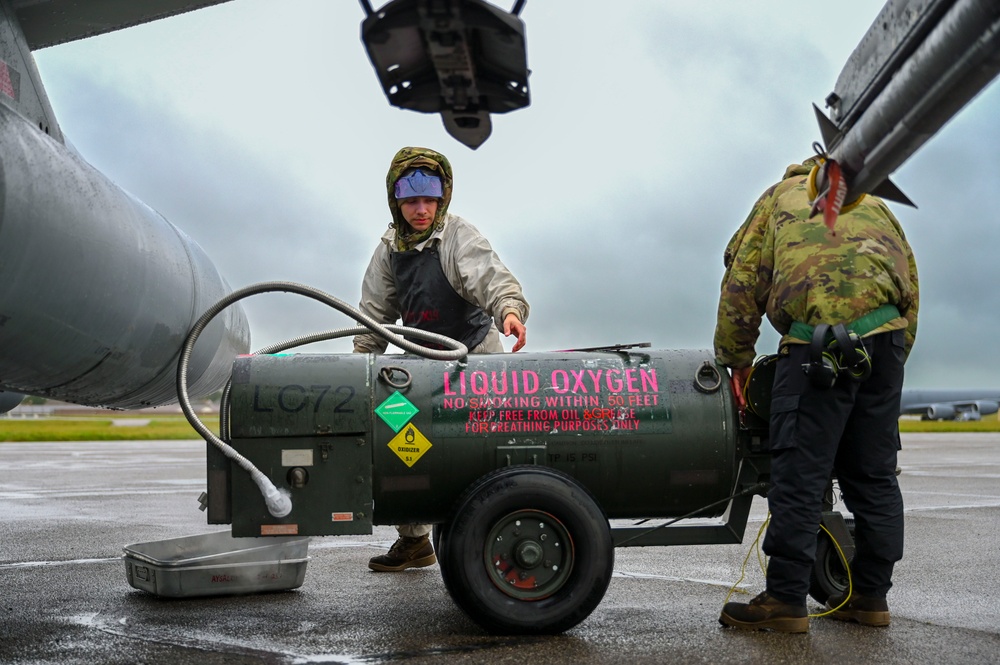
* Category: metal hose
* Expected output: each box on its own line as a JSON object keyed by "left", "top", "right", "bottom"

{"left": 177, "top": 281, "right": 469, "bottom": 517}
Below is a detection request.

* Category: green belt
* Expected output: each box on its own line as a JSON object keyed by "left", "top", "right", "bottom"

{"left": 787, "top": 304, "right": 901, "bottom": 343}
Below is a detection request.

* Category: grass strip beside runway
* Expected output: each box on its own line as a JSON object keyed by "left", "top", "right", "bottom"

{"left": 0, "top": 413, "right": 997, "bottom": 441}
{"left": 0, "top": 416, "right": 220, "bottom": 441}
{"left": 898, "top": 416, "right": 1000, "bottom": 432}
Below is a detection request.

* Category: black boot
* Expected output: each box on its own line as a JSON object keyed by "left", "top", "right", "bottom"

{"left": 719, "top": 591, "right": 809, "bottom": 633}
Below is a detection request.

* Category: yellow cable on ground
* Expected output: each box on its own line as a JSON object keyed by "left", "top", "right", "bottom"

{"left": 722, "top": 513, "right": 854, "bottom": 617}
{"left": 808, "top": 523, "right": 853, "bottom": 618}
{"left": 722, "top": 515, "right": 770, "bottom": 605}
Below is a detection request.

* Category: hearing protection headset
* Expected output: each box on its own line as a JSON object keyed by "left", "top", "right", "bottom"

{"left": 831, "top": 323, "right": 873, "bottom": 382}
{"left": 744, "top": 353, "right": 780, "bottom": 420}
{"left": 802, "top": 323, "right": 872, "bottom": 389}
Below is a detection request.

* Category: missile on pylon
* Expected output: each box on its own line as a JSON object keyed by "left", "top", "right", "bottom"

{"left": 811, "top": 0, "right": 1000, "bottom": 217}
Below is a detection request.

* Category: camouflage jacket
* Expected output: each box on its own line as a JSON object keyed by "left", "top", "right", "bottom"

{"left": 714, "top": 162, "right": 919, "bottom": 369}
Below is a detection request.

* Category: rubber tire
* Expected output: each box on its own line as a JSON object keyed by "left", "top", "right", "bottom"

{"left": 439, "top": 465, "right": 613, "bottom": 635}
{"left": 809, "top": 518, "right": 856, "bottom": 604}
{"left": 432, "top": 523, "right": 443, "bottom": 559}
{"left": 432, "top": 523, "right": 446, "bottom": 577}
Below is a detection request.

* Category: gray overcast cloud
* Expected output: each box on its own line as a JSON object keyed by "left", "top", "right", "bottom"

{"left": 31, "top": 1, "right": 1000, "bottom": 389}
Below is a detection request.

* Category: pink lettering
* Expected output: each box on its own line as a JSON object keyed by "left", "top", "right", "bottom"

{"left": 491, "top": 372, "right": 508, "bottom": 394}
{"left": 471, "top": 371, "right": 488, "bottom": 395}
{"left": 605, "top": 369, "right": 623, "bottom": 392}
{"left": 587, "top": 369, "right": 603, "bottom": 392}
{"left": 626, "top": 368, "right": 639, "bottom": 392}
{"left": 551, "top": 369, "right": 569, "bottom": 394}
{"left": 640, "top": 368, "right": 658, "bottom": 392}
{"left": 522, "top": 371, "right": 539, "bottom": 394}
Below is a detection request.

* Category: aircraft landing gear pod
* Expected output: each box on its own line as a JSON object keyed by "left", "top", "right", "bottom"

{"left": 184, "top": 284, "right": 856, "bottom": 634}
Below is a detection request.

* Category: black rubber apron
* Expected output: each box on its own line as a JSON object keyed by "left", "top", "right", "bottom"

{"left": 390, "top": 246, "right": 493, "bottom": 350}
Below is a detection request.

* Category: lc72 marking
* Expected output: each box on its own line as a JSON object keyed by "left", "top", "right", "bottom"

{"left": 252, "top": 384, "right": 356, "bottom": 414}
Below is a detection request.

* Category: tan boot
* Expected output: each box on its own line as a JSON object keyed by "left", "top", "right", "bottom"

{"left": 368, "top": 535, "right": 437, "bottom": 572}
{"left": 825, "top": 592, "right": 891, "bottom": 626}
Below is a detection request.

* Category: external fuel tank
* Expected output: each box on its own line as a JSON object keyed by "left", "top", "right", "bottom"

{"left": 0, "top": 102, "right": 249, "bottom": 408}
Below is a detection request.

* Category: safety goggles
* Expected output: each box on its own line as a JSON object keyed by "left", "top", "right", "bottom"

{"left": 394, "top": 169, "right": 443, "bottom": 199}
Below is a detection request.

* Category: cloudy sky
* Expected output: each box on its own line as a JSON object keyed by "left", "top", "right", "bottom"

{"left": 30, "top": 0, "right": 1000, "bottom": 389}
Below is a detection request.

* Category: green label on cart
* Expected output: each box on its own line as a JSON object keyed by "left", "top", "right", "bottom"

{"left": 375, "top": 391, "right": 419, "bottom": 432}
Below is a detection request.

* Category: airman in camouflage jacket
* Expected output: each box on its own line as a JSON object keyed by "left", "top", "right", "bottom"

{"left": 714, "top": 160, "right": 919, "bottom": 370}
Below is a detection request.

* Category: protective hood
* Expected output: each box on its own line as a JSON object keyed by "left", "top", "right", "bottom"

{"left": 386, "top": 146, "right": 454, "bottom": 251}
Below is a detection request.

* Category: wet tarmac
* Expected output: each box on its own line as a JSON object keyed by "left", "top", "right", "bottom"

{"left": 1, "top": 433, "right": 999, "bottom": 664}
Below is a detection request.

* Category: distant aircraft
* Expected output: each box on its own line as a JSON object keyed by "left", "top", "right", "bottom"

{"left": 900, "top": 389, "right": 1000, "bottom": 421}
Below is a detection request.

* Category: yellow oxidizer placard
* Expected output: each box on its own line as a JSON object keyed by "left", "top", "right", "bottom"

{"left": 388, "top": 423, "right": 432, "bottom": 467}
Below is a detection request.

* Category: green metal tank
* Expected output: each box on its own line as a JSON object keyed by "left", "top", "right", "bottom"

{"left": 224, "top": 349, "right": 740, "bottom": 536}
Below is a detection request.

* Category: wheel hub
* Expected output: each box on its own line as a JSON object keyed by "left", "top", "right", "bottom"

{"left": 514, "top": 540, "right": 543, "bottom": 568}
{"left": 484, "top": 509, "right": 574, "bottom": 600}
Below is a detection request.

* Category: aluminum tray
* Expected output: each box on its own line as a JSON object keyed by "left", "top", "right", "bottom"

{"left": 123, "top": 530, "right": 310, "bottom": 598}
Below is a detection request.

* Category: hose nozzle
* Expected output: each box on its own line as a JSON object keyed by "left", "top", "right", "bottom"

{"left": 252, "top": 470, "right": 293, "bottom": 518}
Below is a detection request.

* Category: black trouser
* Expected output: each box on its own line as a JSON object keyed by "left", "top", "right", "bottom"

{"left": 764, "top": 329, "right": 906, "bottom": 604}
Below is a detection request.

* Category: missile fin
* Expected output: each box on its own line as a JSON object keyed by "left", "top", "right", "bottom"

{"left": 813, "top": 103, "right": 842, "bottom": 149}
{"left": 869, "top": 177, "right": 916, "bottom": 208}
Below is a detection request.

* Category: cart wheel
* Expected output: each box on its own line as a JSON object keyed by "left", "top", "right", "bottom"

{"left": 439, "top": 466, "right": 613, "bottom": 634}
{"left": 432, "top": 523, "right": 443, "bottom": 558}
{"left": 432, "top": 523, "right": 447, "bottom": 577}
{"left": 809, "top": 518, "right": 855, "bottom": 604}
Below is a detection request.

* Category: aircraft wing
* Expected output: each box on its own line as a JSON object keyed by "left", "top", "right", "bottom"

{"left": 900, "top": 389, "right": 1000, "bottom": 421}
{"left": 12, "top": 0, "right": 233, "bottom": 50}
